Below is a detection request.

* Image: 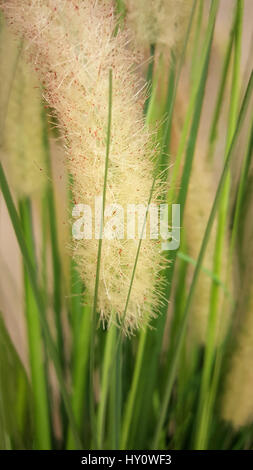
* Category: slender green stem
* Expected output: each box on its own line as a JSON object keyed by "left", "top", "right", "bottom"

{"left": 207, "top": 3, "right": 237, "bottom": 161}
{"left": 121, "top": 327, "right": 147, "bottom": 449}
{"left": 115, "top": 0, "right": 126, "bottom": 20}
{"left": 229, "top": 115, "right": 253, "bottom": 258}
{"left": 67, "top": 304, "right": 91, "bottom": 449}
{"left": 191, "top": 0, "right": 204, "bottom": 84}
{"left": 177, "top": 251, "right": 233, "bottom": 300}
{"left": 109, "top": 330, "right": 122, "bottom": 450}
{"left": 144, "top": 44, "right": 156, "bottom": 116}
{"left": 97, "top": 325, "right": 117, "bottom": 449}
{"left": 41, "top": 111, "right": 65, "bottom": 369}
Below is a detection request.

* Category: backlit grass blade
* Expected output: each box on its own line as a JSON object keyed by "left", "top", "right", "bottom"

{"left": 67, "top": 304, "right": 91, "bottom": 449}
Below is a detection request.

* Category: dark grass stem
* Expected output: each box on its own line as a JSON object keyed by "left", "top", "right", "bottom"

{"left": 41, "top": 110, "right": 65, "bottom": 368}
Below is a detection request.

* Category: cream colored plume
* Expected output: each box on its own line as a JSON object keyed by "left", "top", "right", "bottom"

{"left": 184, "top": 151, "right": 230, "bottom": 344}
{"left": 221, "top": 178, "right": 253, "bottom": 428}
{"left": 222, "top": 292, "right": 253, "bottom": 428}
{"left": 126, "top": 0, "right": 192, "bottom": 49}
{"left": 0, "top": 23, "right": 46, "bottom": 198}
{"left": 1, "top": 0, "right": 165, "bottom": 333}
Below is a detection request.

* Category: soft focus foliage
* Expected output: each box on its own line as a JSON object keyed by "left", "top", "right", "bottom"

{"left": 185, "top": 150, "right": 230, "bottom": 344}
{"left": 126, "top": 0, "right": 192, "bottom": 48}
{"left": 0, "top": 23, "right": 46, "bottom": 198}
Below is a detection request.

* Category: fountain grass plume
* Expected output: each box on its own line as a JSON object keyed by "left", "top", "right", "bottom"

{"left": 126, "top": 0, "right": 192, "bottom": 49}
{"left": 0, "top": 22, "right": 46, "bottom": 198}
{"left": 1, "top": 0, "right": 166, "bottom": 333}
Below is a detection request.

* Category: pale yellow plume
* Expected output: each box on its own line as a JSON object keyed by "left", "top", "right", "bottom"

{"left": 1, "top": 0, "right": 165, "bottom": 333}
{"left": 0, "top": 23, "right": 46, "bottom": 198}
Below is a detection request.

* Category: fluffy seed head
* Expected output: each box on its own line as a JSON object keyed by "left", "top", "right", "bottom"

{"left": 1, "top": 0, "right": 165, "bottom": 333}
{"left": 126, "top": 0, "right": 192, "bottom": 49}
{"left": 184, "top": 152, "right": 230, "bottom": 344}
{"left": 221, "top": 293, "right": 253, "bottom": 428}
{"left": 221, "top": 176, "right": 253, "bottom": 429}
{"left": 0, "top": 22, "right": 46, "bottom": 198}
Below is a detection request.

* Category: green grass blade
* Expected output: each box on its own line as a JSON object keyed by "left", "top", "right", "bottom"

{"left": 120, "top": 326, "right": 147, "bottom": 449}
{"left": 0, "top": 314, "right": 32, "bottom": 449}
{"left": 67, "top": 304, "right": 91, "bottom": 449}
{"left": 109, "top": 330, "right": 122, "bottom": 450}
{"left": 19, "top": 198, "right": 51, "bottom": 449}
{"left": 207, "top": 3, "right": 237, "bottom": 161}
{"left": 191, "top": 0, "right": 204, "bottom": 83}
{"left": 177, "top": 251, "right": 233, "bottom": 300}
{"left": 144, "top": 44, "right": 156, "bottom": 116}
{"left": 0, "top": 162, "right": 82, "bottom": 449}
{"left": 97, "top": 325, "right": 117, "bottom": 449}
